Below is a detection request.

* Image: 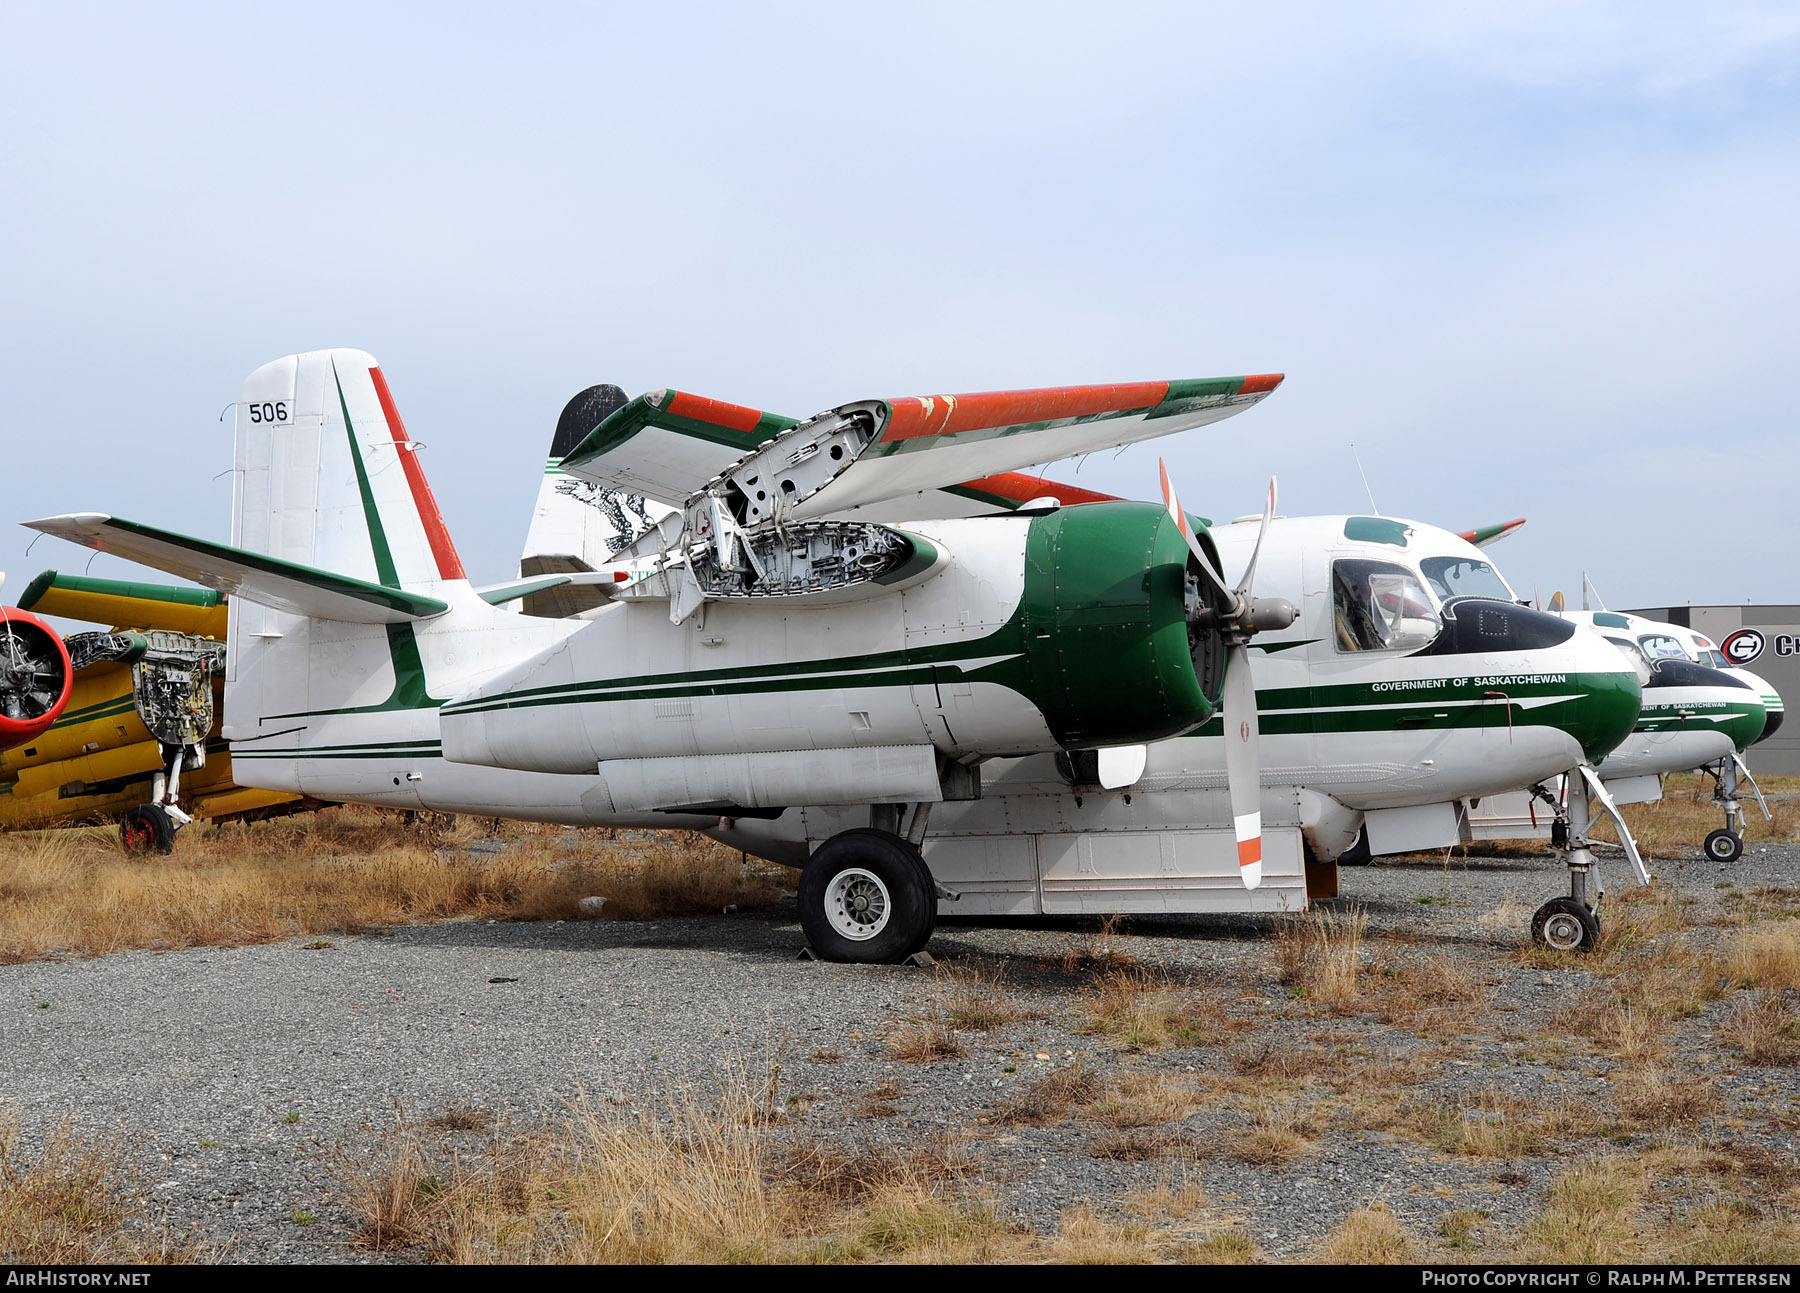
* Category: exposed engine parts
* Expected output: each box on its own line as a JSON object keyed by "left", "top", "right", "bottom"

{"left": 64, "top": 630, "right": 226, "bottom": 748}
{"left": 0, "top": 615, "right": 68, "bottom": 723}
{"left": 686, "top": 522, "right": 913, "bottom": 598}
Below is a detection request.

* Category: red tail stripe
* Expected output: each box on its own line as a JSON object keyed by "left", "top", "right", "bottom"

{"left": 369, "top": 367, "right": 466, "bottom": 582}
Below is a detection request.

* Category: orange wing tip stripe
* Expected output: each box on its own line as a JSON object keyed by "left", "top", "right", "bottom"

{"left": 882, "top": 381, "right": 1172, "bottom": 442}
{"left": 369, "top": 367, "right": 466, "bottom": 582}
{"left": 1239, "top": 373, "right": 1284, "bottom": 395}
{"left": 664, "top": 391, "right": 773, "bottom": 435}
{"left": 1237, "top": 838, "right": 1262, "bottom": 867}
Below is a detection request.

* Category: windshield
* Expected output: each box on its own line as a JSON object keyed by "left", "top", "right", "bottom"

{"left": 1419, "top": 556, "right": 1514, "bottom": 604}
{"left": 1604, "top": 635, "right": 1652, "bottom": 685}
{"left": 1332, "top": 559, "right": 1440, "bottom": 652}
{"left": 1638, "top": 634, "right": 1690, "bottom": 662}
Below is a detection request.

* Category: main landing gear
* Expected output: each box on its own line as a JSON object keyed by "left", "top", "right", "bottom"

{"left": 1701, "top": 754, "right": 1770, "bottom": 864}
{"left": 798, "top": 826, "right": 937, "bottom": 963}
{"left": 1526, "top": 766, "right": 1650, "bottom": 955}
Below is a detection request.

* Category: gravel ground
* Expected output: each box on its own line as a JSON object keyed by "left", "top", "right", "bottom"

{"left": 3, "top": 838, "right": 1797, "bottom": 1262}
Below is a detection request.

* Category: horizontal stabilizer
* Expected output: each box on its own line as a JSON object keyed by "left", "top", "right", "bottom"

{"left": 22, "top": 514, "right": 449, "bottom": 624}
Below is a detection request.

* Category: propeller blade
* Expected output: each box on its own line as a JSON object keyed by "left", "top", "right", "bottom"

{"left": 1223, "top": 641, "right": 1262, "bottom": 890}
{"left": 1233, "top": 475, "right": 1277, "bottom": 601}
{"left": 1158, "top": 459, "right": 1232, "bottom": 600}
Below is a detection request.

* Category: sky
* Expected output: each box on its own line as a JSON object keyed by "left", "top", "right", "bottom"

{"left": 3, "top": 1, "right": 1797, "bottom": 613}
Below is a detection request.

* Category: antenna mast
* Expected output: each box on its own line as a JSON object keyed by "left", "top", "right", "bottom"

{"left": 1349, "top": 443, "right": 1380, "bottom": 516}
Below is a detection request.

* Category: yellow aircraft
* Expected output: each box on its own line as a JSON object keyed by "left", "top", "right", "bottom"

{"left": 0, "top": 572, "right": 305, "bottom": 851}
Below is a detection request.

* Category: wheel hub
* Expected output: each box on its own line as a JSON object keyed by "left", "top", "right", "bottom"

{"left": 824, "top": 867, "right": 891, "bottom": 941}
{"left": 1543, "top": 912, "right": 1585, "bottom": 951}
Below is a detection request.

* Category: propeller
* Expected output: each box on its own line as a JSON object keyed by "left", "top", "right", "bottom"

{"left": 1158, "top": 462, "right": 1295, "bottom": 889}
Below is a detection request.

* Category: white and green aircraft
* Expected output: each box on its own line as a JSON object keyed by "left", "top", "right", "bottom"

{"left": 28, "top": 350, "right": 1643, "bottom": 962}
{"left": 1463, "top": 609, "right": 1774, "bottom": 863}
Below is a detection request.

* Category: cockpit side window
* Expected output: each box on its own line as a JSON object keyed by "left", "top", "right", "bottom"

{"left": 1332, "top": 559, "right": 1439, "bottom": 653}
{"left": 1419, "top": 556, "right": 1514, "bottom": 604}
{"left": 1638, "top": 634, "right": 1689, "bottom": 662}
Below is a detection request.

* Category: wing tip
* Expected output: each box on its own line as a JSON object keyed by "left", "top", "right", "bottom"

{"left": 1240, "top": 373, "right": 1284, "bottom": 395}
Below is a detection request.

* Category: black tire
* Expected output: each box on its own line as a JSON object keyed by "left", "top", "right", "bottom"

{"left": 120, "top": 804, "right": 176, "bottom": 856}
{"left": 1337, "top": 828, "right": 1373, "bottom": 867}
{"left": 1530, "top": 896, "right": 1600, "bottom": 953}
{"left": 798, "top": 829, "right": 934, "bottom": 963}
{"left": 1704, "top": 829, "right": 1744, "bottom": 863}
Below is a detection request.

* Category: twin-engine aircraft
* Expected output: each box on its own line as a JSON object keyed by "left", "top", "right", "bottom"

{"left": 517, "top": 433, "right": 1645, "bottom": 951}
{"left": 28, "top": 351, "right": 1643, "bottom": 961}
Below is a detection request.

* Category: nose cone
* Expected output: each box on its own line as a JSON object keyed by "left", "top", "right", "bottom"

{"left": 1645, "top": 660, "right": 1768, "bottom": 752}
{"left": 1566, "top": 630, "right": 1644, "bottom": 763}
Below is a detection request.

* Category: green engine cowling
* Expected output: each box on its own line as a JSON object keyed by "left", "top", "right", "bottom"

{"left": 1019, "top": 501, "right": 1228, "bottom": 750}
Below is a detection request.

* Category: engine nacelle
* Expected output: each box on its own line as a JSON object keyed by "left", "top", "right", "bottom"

{"left": 441, "top": 503, "right": 1228, "bottom": 789}
{"left": 0, "top": 607, "right": 74, "bottom": 753}
{"left": 1017, "top": 501, "right": 1226, "bottom": 749}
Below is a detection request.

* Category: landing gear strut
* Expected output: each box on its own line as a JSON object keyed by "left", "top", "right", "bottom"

{"left": 1527, "top": 766, "right": 1649, "bottom": 954}
{"left": 1701, "top": 754, "right": 1769, "bottom": 864}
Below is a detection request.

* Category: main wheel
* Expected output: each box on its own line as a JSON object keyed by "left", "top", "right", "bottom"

{"left": 1530, "top": 896, "right": 1600, "bottom": 953}
{"left": 1703, "top": 829, "right": 1743, "bottom": 863}
{"left": 1337, "top": 828, "right": 1373, "bottom": 867}
{"left": 798, "top": 829, "right": 935, "bottom": 963}
{"left": 120, "top": 804, "right": 176, "bottom": 856}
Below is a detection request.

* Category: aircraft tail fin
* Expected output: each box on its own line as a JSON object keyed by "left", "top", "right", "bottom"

{"left": 232, "top": 350, "right": 469, "bottom": 592}
{"left": 520, "top": 383, "right": 672, "bottom": 616}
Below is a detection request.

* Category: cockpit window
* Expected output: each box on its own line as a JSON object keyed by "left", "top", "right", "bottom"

{"left": 1605, "top": 635, "right": 1647, "bottom": 663}
{"left": 1702, "top": 649, "right": 1729, "bottom": 668}
{"left": 1638, "top": 634, "right": 1689, "bottom": 662}
{"left": 1332, "top": 559, "right": 1439, "bottom": 653}
{"left": 1419, "top": 556, "right": 1514, "bottom": 604}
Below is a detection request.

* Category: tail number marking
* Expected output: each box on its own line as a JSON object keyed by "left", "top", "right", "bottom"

{"left": 247, "top": 401, "right": 290, "bottom": 424}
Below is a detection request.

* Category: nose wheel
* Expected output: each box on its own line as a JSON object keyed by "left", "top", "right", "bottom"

{"left": 1704, "top": 829, "right": 1744, "bottom": 864}
{"left": 1530, "top": 896, "right": 1600, "bottom": 953}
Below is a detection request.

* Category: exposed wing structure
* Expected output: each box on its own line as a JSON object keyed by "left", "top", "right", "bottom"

{"left": 23, "top": 515, "right": 449, "bottom": 624}
{"left": 566, "top": 374, "right": 1281, "bottom": 623}
{"left": 560, "top": 390, "right": 798, "bottom": 506}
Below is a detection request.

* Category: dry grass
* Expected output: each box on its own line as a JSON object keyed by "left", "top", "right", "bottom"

{"left": 1076, "top": 966, "right": 1233, "bottom": 1050}
{"left": 1613, "top": 1068, "right": 1719, "bottom": 1128}
{"left": 1400, "top": 1089, "right": 1590, "bottom": 1159}
{"left": 993, "top": 1063, "right": 1101, "bottom": 1127}
{"left": 1087, "top": 1072, "right": 1204, "bottom": 1131}
{"left": 1725, "top": 921, "right": 1800, "bottom": 989}
{"left": 1310, "top": 1202, "right": 1417, "bottom": 1263}
{"left": 1518, "top": 1156, "right": 1646, "bottom": 1264}
{"left": 0, "top": 1112, "right": 198, "bottom": 1262}
{"left": 1229, "top": 1098, "right": 1321, "bottom": 1166}
{"left": 1717, "top": 991, "right": 1800, "bottom": 1066}
{"left": 0, "top": 809, "right": 790, "bottom": 963}
{"left": 1276, "top": 906, "right": 1368, "bottom": 1012}
{"left": 938, "top": 961, "right": 1034, "bottom": 1031}
{"left": 885, "top": 1019, "right": 967, "bottom": 1064}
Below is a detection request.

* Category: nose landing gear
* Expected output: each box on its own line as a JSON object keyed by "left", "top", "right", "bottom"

{"left": 1701, "top": 754, "right": 1769, "bottom": 864}
{"left": 1527, "top": 765, "right": 1649, "bottom": 954}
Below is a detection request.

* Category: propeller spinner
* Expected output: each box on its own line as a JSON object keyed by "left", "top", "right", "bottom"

{"left": 1158, "top": 463, "right": 1297, "bottom": 889}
